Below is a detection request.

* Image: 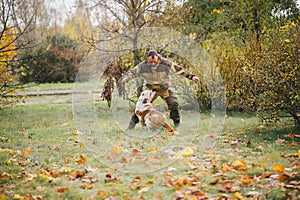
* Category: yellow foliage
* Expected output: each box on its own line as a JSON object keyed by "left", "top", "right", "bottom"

{"left": 0, "top": 27, "right": 20, "bottom": 108}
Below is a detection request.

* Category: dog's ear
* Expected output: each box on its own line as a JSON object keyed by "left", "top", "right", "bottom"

{"left": 150, "top": 90, "right": 156, "bottom": 100}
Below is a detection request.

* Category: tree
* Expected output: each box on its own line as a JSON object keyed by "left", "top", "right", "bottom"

{"left": 19, "top": 34, "right": 84, "bottom": 83}
{"left": 87, "top": 0, "right": 175, "bottom": 105}
{"left": 241, "top": 21, "right": 300, "bottom": 126}
{"left": 0, "top": 0, "right": 39, "bottom": 108}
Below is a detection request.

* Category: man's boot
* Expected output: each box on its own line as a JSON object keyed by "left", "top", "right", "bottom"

{"left": 173, "top": 119, "right": 180, "bottom": 127}
{"left": 127, "top": 114, "right": 139, "bottom": 130}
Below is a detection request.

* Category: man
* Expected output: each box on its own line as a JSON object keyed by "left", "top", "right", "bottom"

{"left": 122, "top": 50, "right": 199, "bottom": 129}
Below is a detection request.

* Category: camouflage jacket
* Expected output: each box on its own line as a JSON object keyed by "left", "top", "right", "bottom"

{"left": 123, "top": 55, "right": 196, "bottom": 89}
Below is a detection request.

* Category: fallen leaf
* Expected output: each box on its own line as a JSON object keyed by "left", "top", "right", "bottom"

{"left": 21, "top": 147, "right": 31, "bottom": 155}
{"left": 0, "top": 172, "right": 12, "bottom": 180}
{"left": 275, "top": 139, "right": 285, "bottom": 145}
{"left": 181, "top": 147, "right": 193, "bottom": 157}
{"left": 220, "top": 180, "right": 235, "bottom": 193}
{"left": 138, "top": 186, "right": 150, "bottom": 194}
{"left": 150, "top": 147, "right": 158, "bottom": 152}
{"left": 272, "top": 164, "right": 285, "bottom": 173}
{"left": 236, "top": 130, "right": 246, "bottom": 135}
{"left": 112, "top": 144, "right": 123, "bottom": 155}
{"left": 98, "top": 190, "right": 106, "bottom": 198}
{"left": 23, "top": 172, "right": 37, "bottom": 182}
{"left": 81, "top": 184, "right": 93, "bottom": 190}
{"left": 57, "top": 187, "right": 69, "bottom": 193}
{"left": 69, "top": 171, "right": 85, "bottom": 180}
{"left": 232, "top": 160, "right": 246, "bottom": 168}
{"left": 75, "top": 155, "right": 87, "bottom": 165}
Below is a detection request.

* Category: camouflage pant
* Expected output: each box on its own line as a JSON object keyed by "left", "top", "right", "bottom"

{"left": 129, "top": 87, "right": 180, "bottom": 128}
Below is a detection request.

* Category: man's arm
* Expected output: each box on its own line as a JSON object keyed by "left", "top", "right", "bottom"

{"left": 121, "top": 63, "right": 141, "bottom": 83}
{"left": 161, "top": 58, "right": 199, "bottom": 82}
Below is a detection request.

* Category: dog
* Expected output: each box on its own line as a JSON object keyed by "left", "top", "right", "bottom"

{"left": 135, "top": 90, "right": 175, "bottom": 135}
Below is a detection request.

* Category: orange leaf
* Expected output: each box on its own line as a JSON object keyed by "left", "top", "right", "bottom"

{"left": 81, "top": 185, "right": 93, "bottom": 190}
{"left": 272, "top": 164, "right": 285, "bottom": 173}
{"left": 21, "top": 147, "right": 31, "bottom": 155}
{"left": 75, "top": 155, "right": 87, "bottom": 165}
{"left": 57, "top": 187, "right": 69, "bottom": 193}
{"left": 98, "top": 190, "right": 106, "bottom": 198}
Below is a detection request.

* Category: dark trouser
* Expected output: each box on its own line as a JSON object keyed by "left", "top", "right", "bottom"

{"left": 128, "top": 88, "right": 180, "bottom": 129}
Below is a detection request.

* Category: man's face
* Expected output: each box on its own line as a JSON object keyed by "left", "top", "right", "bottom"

{"left": 147, "top": 55, "right": 158, "bottom": 66}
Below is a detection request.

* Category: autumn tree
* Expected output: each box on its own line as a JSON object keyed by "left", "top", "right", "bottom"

{"left": 88, "top": 0, "right": 175, "bottom": 105}
{"left": 0, "top": 0, "right": 40, "bottom": 108}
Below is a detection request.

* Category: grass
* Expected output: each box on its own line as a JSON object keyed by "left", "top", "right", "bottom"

{"left": 0, "top": 93, "right": 299, "bottom": 199}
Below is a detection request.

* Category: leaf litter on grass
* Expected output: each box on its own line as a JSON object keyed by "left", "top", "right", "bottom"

{"left": 1, "top": 104, "right": 300, "bottom": 199}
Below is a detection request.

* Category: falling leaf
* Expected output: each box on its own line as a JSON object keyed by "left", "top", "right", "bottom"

{"left": 57, "top": 187, "right": 69, "bottom": 193}
{"left": 75, "top": 155, "right": 87, "bottom": 165}
{"left": 272, "top": 164, "right": 285, "bottom": 173}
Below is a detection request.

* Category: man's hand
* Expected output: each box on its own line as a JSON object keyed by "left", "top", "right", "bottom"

{"left": 192, "top": 76, "right": 199, "bottom": 82}
{"left": 121, "top": 77, "right": 128, "bottom": 84}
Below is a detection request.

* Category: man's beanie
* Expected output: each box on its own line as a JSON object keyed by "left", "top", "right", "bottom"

{"left": 147, "top": 50, "right": 158, "bottom": 58}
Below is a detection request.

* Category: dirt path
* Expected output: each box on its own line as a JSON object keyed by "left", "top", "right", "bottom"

{"left": 18, "top": 89, "right": 101, "bottom": 105}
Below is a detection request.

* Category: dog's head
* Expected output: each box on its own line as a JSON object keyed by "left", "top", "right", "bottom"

{"left": 138, "top": 90, "right": 156, "bottom": 104}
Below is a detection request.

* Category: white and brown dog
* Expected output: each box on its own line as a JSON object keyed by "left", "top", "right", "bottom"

{"left": 135, "top": 90, "right": 175, "bottom": 135}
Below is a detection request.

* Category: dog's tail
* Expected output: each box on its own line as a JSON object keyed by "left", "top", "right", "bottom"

{"left": 164, "top": 123, "right": 175, "bottom": 136}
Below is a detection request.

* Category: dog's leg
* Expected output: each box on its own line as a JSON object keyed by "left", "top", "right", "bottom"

{"left": 163, "top": 122, "right": 175, "bottom": 136}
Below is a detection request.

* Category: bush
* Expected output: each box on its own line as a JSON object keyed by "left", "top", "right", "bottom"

{"left": 19, "top": 34, "right": 84, "bottom": 83}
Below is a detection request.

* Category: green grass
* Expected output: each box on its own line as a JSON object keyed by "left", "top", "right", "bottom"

{"left": 0, "top": 95, "right": 299, "bottom": 199}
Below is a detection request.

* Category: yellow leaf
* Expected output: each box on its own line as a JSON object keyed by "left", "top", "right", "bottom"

{"left": 113, "top": 144, "right": 123, "bottom": 154}
{"left": 13, "top": 194, "right": 24, "bottom": 199}
{"left": 150, "top": 147, "right": 158, "bottom": 152}
{"left": 181, "top": 147, "right": 193, "bottom": 157}
{"left": 232, "top": 160, "right": 246, "bottom": 168}
{"left": 237, "top": 130, "right": 246, "bottom": 135}
{"left": 234, "top": 192, "right": 241, "bottom": 198}
{"left": 272, "top": 164, "right": 285, "bottom": 173}
{"left": 73, "top": 129, "right": 79, "bottom": 135}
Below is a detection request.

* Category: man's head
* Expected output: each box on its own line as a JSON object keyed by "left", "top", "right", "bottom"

{"left": 146, "top": 50, "right": 159, "bottom": 65}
